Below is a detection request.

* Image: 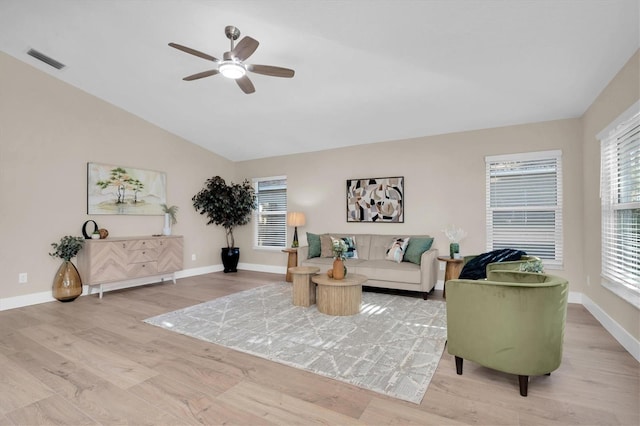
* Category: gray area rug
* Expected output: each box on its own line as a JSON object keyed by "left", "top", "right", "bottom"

{"left": 144, "top": 283, "right": 447, "bottom": 403}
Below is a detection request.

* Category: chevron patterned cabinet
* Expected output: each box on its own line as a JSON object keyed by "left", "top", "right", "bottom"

{"left": 77, "top": 235, "right": 183, "bottom": 298}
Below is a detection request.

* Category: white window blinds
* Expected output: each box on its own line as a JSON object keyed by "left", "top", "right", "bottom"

{"left": 254, "top": 176, "right": 287, "bottom": 249}
{"left": 599, "top": 106, "right": 640, "bottom": 302}
{"left": 486, "top": 150, "right": 563, "bottom": 266}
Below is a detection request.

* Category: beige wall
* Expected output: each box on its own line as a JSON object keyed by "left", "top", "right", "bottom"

{"left": 2, "top": 45, "right": 638, "bottom": 344}
{"left": 235, "top": 118, "right": 584, "bottom": 292}
{"left": 581, "top": 50, "right": 640, "bottom": 339}
{"left": 0, "top": 52, "right": 234, "bottom": 301}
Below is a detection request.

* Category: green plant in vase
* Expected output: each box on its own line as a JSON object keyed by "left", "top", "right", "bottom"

{"left": 49, "top": 236, "right": 85, "bottom": 302}
{"left": 161, "top": 203, "right": 179, "bottom": 235}
{"left": 192, "top": 176, "right": 257, "bottom": 272}
{"left": 331, "top": 238, "right": 348, "bottom": 279}
{"left": 50, "top": 236, "right": 84, "bottom": 261}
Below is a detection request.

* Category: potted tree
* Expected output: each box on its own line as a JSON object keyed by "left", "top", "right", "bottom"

{"left": 49, "top": 235, "right": 85, "bottom": 301}
{"left": 192, "top": 176, "right": 256, "bottom": 272}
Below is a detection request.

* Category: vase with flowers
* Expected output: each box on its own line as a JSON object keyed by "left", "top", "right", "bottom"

{"left": 161, "top": 203, "right": 178, "bottom": 236}
{"left": 49, "top": 235, "right": 85, "bottom": 302}
{"left": 331, "top": 238, "right": 348, "bottom": 280}
{"left": 443, "top": 224, "right": 467, "bottom": 259}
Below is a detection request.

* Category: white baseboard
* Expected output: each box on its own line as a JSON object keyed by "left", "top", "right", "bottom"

{"left": 0, "top": 265, "right": 222, "bottom": 311}
{"left": 582, "top": 294, "right": 640, "bottom": 362}
{"left": 238, "top": 262, "right": 287, "bottom": 275}
{"left": 175, "top": 265, "right": 223, "bottom": 278}
{"left": 0, "top": 289, "right": 63, "bottom": 311}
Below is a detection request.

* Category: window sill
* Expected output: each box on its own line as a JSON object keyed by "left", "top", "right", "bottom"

{"left": 601, "top": 278, "right": 640, "bottom": 310}
{"left": 253, "top": 246, "right": 287, "bottom": 252}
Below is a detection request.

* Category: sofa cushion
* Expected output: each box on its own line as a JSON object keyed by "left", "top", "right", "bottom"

{"left": 368, "top": 235, "right": 398, "bottom": 260}
{"left": 356, "top": 259, "right": 421, "bottom": 284}
{"left": 320, "top": 234, "right": 333, "bottom": 257}
{"left": 385, "top": 237, "right": 410, "bottom": 263}
{"left": 307, "top": 232, "right": 321, "bottom": 258}
{"left": 403, "top": 237, "right": 434, "bottom": 265}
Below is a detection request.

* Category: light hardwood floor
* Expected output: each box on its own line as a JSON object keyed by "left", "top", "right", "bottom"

{"left": 1, "top": 271, "right": 638, "bottom": 425}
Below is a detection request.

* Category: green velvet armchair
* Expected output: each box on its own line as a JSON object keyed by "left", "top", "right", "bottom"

{"left": 446, "top": 270, "right": 569, "bottom": 396}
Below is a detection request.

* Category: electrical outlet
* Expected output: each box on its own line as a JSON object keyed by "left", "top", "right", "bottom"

{"left": 191, "top": 254, "right": 197, "bottom": 261}
{"left": 439, "top": 263, "right": 445, "bottom": 271}
{"left": 19, "top": 273, "right": 27, "bottom": 283}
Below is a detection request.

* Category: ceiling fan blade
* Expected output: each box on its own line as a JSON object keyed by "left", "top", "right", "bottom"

{"left": 169, "top": 43, "right": 218, "bottom": 62}
{"left": 183, "top": 70, "right": 219, "bottom": 81}
{"left": 231, "top": 36, "right": 259, "bottom": 61}
{"left": 247, "top": 64, "right": 295, "bottom": 78}
{"left": 236, "top": 75, "right": 256, "bottom": 94}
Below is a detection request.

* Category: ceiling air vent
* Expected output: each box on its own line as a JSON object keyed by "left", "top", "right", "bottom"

{"left": 27, "top": 48, "right": 66, "bottom": 70}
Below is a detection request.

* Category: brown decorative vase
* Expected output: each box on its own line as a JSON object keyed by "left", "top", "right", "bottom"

{"left": 332, "top": 258, "right": 345, "bottom": 280}
{"left": 53, "top": 260, "right": 82, "bottom": 302}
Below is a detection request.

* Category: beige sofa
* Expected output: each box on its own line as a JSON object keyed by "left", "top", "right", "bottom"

{"left": 297, "top": 233, "right": 438, "bottom": 299}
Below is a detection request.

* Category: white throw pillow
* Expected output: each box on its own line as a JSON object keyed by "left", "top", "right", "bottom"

{"left": 385, "top": 237, "right": 410, "bottom": 263}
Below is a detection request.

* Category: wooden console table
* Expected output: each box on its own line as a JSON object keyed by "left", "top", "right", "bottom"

{"left": 77, "top": 235, "right": 183, "bottom": 298}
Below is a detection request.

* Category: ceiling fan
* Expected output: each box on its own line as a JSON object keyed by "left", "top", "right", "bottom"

{"left": 169, "top": 25, "right": 295, "bottom": 94}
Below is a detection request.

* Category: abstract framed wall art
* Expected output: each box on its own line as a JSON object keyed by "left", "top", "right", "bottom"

{"left": 346, "top": 176, "right": 404, "bottom": 222}
{"left": 87, "top": 163, "right": 167, "bottom": 215}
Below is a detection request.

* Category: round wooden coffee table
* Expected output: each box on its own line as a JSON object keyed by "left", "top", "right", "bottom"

{"left": 288, "top": 266, "right": 320, "bottom": 307}
{"left": 311, "top": 273, "right": 367, "bottom": 316}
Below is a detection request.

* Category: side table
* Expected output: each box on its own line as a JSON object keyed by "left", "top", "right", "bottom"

{"left": 289, "top": 266, "right": 320, "bottom": 307}
{"left": 437, "top": 256, "right": 464, "bottom": 299}
{"left": 282, "top": 248, "right": 298, "bottom": 282}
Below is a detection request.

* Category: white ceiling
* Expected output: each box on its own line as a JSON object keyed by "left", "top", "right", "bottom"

{"left": 1, "top": 1, "right": 638, "bottom": 161}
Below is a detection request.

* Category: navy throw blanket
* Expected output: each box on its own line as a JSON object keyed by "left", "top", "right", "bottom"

{"left": 458, "top": 249, "right": 527, "bottom": 280}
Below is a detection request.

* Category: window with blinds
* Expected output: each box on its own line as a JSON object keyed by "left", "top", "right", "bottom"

{"left": 485, "top": 150, "right": 563, "bottom": 266}
{"left": 253, "top": 176, "right": 287, "bottom": 249}
{"left": 599, "top": 103, "right": 639, "bottom": 307}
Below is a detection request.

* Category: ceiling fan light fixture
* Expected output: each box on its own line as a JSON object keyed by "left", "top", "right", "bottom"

{"left": 218, "top": 60, "right": 246, "bottom": 79}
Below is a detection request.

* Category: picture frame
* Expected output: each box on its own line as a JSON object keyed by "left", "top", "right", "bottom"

{"left": 346, "top": 176, "right": 404, "bottom": 222}
{"left": 87, "top": 162, "right": 167, "bottom": 215}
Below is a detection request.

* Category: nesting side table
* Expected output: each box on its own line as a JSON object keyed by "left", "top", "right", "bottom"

{"left": 288, "top": 266, "right": 320, "bottom": 307}
{"left": 437, "top": 255, "right": 464, "bottom": 299}
{"left": 282, "top": 248, "right": 298, "bottom": 282}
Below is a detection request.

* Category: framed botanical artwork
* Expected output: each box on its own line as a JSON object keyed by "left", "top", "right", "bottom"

{"left": 87, "top": 162, "right": 167, "bottom": 215}
{"left": 346, "top": 176, "right": 404, "bottom": 222}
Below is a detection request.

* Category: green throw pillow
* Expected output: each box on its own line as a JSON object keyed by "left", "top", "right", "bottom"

{"left": 403, "top": 237, "right": 434, "bottom": 265}
{"left": 307, "top": 232, "right": 321, "bottom": 258}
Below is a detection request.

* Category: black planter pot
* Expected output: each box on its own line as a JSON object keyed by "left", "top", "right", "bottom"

{"left": 221, "top": 247, "right": 240, "bottom": 273}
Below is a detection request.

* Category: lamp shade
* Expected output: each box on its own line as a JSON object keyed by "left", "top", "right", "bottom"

{"left": 287, "top": 212, "right": 306, "bottom": 227}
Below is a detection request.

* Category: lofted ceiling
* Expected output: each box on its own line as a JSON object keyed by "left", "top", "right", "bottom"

{"left": 1, "top": 0, "right": 638, "bottom": 161}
